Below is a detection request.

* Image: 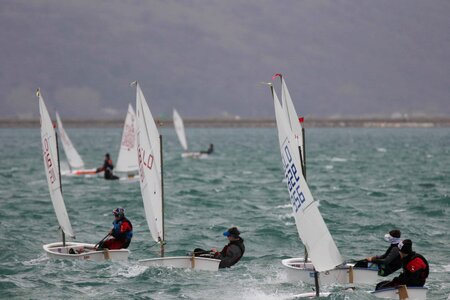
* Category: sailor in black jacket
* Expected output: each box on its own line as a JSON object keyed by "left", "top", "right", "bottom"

{"left": 354, "top": 229, "right": 402, "bottom": 276}
{"left": 214, "top": 227, "right": 245, "bottom": 268}
{"left": 194, "top": 227, "right": 245, "bottom": 268}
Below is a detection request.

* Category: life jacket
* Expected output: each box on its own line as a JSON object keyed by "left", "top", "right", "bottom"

{"left": 402, "top": 252, "right": 429, "bottom": 286}
{"left": 112, "top": 217, "right": 133, "bottom": 241}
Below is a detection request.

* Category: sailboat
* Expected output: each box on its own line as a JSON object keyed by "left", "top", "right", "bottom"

{"left": 115, "top": 104, "right": 139, "bottom": 180}
{"left": 269, "top": 76, "right": 428, "bottom": 299}
{"left": 173, "top": 109, "right": 211, "bottom": 158}
{"left": 55, "top": 112, "right": 97, "bottom": 176}
{"left": 267, "top": 81, "right": 344, "bottom": 295}
{"left": 132, "top": 81, "right": 220, "bottom": 271}
{"left": 38, "top": 89, "right": 130, "bottom": 261}
{"left": 271, "top": 74, "right": 378, "bottom": 284}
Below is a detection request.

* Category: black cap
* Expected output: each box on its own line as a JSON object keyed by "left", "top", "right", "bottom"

{"left": 399, "top": 239, "right": 413, "bottom": 254}
{"left": 223, "top": 227, "right": 240, "bottom": 238}
{"left": 389, "top": 229, "right": 401, "bottom": 238}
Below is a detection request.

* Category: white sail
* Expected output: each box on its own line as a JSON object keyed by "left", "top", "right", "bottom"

{"left": 133, "top": 82, "right": 164, "bottom": 243}
{"left": 38, "top": 90, "right": 75, "bottom": 239}
{"left": 272, "top": 86, "right": 343, "bottom": 272}
{"left": 55, "top": 112, "right": 85, "bottom": 170}
{"left": 279, "top": 75, "right": 305, "bottom": 166}
{"left": 173, "top": 109, "right": 188, "bottom": 151}
{"left": 116, "top": 104, "right": 138, "bottom": 173}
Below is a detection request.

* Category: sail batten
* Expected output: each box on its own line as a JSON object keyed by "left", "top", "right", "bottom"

{"left": 116, "top": 104, "right": 138, "bottom": 173}
{"left": 134, "top": 82, "right": 164, "bottom": 243}
{"left": 272, "top": 85, "right": 343, "bottom": 272}
{"left": 39, "top": 91, "right": 75, "bottom": 239}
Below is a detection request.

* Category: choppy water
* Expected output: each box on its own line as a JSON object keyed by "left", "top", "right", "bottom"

{"left": 0, "top": 127, "right": 449, "bottom": 299}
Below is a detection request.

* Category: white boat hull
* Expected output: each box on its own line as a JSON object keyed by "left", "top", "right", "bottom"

{"left": 181, "top": 152, "right": 209, "bottom": 159}
{"left": 282, "top": 258, "right": 379, "bottom": 285}
{"left": 43, "top": 242, "right": 130, "bottom": 261}
{"left": 292, "top": 292, "right": 332, "bottom": 298}
{"left": 61, "top": 168, "right": 98, "bottom": 176}
{"left": 371, "top": 286, "right": 428, "bottom": 299}
{"left": 139, "top": 256, "right": 220, "bottom": 271}
{"left": 118, "top": 173, "right": 139, "bottom": 182}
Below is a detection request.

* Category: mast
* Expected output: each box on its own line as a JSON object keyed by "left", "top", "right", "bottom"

{"left": 55, "top": 129, "right": 66, "bottom": 246}
{"left": 298, "top": 117, "right": 308, "bottom": 263}
{"left": 159, "top": 134, "right": 165, "bottom": 257}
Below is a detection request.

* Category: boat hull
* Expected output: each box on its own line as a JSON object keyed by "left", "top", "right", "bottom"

{"left": 282, "top": 257, "right": 379, "bottom": 285}
{"left": 118, "top": 173, "right": 140, "bottom": 182}
{"left": 293, "top": 292, "right": 332, "bottom": 298}
{"left": 43, "top": 242, "right": 130, "bottom": 261}
{"left": 61, "top": 169, "right": 98, "bottom": 176}
{"left": 371, "top": 286, "right": 428, "bottom": 299}
{"left": 139, "top": 256, "right": 220, "bottom": 271}
{"left": 181, "top": 152, "right": 209, "bottom": 159}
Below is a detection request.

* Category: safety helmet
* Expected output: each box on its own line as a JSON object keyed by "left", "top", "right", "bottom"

{"left": 112, "top": 207, "right": 125, "bottom": 217}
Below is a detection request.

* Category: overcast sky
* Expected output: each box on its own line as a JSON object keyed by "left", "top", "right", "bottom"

{"left": 1, "top": 0, "right": 449, "bottom": 119}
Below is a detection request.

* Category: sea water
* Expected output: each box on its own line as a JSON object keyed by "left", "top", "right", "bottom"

{"left": 0, "top": 127, "right": 449, "bottom": 299}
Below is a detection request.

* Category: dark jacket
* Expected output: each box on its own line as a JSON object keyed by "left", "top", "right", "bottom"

{"left": 104, "top": 159, "right": 114, "bottom": 170}
{"left": 375, "top": 251, "right": 429, "bottom": 291}
{"left": 393, "top": 252, "right": 429, "bottom": 287}
{"left": 98, "top": 158, "right": 119, "bottom": 180}
{"left": 373, "top": 244, "right": 402, "bottom": 276}
{"left": 217, "top": 238, "right": 245, "bottom": 268}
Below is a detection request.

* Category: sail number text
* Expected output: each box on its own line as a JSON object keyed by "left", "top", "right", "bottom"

{"left": 282, "top": 144, "right": 305, "bottom": 212}
{"left": 43, "top": 137, "right": 57, "bottom": 184}
{"left": 122, "top": 120, "right": 135, "bottom": 150}
{"left": 137, "top": 139, "right": 154, "bottom": 183}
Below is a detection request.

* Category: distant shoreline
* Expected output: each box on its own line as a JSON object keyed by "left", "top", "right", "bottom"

{"left": 1, "top": 117, "right": 450, "bottom": 128}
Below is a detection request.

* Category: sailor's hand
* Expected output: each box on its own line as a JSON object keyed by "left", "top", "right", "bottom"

{"left": 211, "top": 248, "right": 217, "bottom": 253}
{"left": 108, "top": 229, "right": 113, "bottom": 235}
{"left": 366, "top": 256, "right": 373, "bottom": 262}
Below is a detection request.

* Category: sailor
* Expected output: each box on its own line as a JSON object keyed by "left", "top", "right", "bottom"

{"left": 97, "top": 207, "right": 133, "bottom": 250}
{"left": 354, "top": 229, "right": 402, "bottom": 276}
{"left": 96, "top": 153, "right": 119, "bottom": 180}
{"left": 200, "top": 144, "right": 214, "bottom": 155}
{"left": 375, "top": 239, "right": 429, "bottom": 290}
{"left": 193, "top": 226, "right": 245, "bottom": 269}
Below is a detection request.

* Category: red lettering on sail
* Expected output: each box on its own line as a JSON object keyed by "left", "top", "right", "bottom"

{"left": 121, "top": 122, "right": 135, "bottom": 150}
{"left": 43, "top": 137, "right": 56, "bottom": 184}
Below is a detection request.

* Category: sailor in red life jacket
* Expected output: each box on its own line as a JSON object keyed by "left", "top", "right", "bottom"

{"left": 97, "top": 207, "right": 133, "bottom": 250}
{"left": 375, "top": 239, "right": 429, "bottom": 290}
{"left": 96, "top": 153, "right": 119, "bottom": 180}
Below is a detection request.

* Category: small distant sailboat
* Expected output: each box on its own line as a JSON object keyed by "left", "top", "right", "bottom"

{"left": 173, "top": 109, "right": 212, "bottom": 158}
{"left": 55, "top": 112, "right": 96, "bottom": 176}
{"left": 132, "top": 81, "right": 220, "bottom": 271}
{"left": 38, "top": 89, "right": 129, "bottom": 261}
{"left": 115, "top": 104, "right": 139, "bottom": 180}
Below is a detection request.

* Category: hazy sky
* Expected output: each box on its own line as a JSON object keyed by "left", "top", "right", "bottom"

{"left": 1, "top": 0, "right": 449, "bottom": 119}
